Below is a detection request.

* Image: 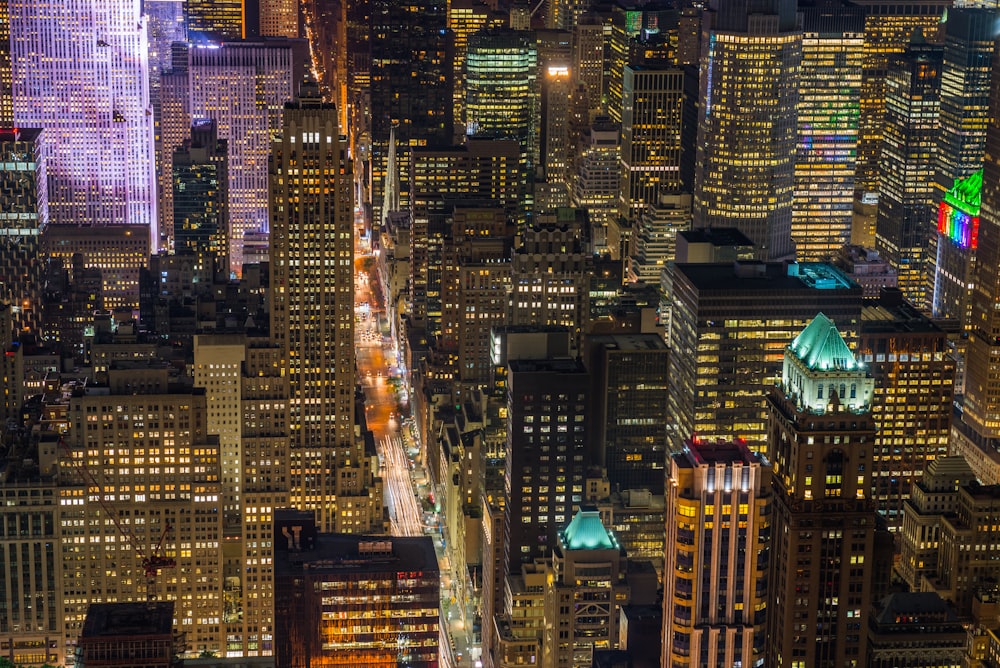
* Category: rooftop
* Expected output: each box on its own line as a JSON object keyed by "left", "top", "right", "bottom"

{"left": 81, "top": 602, "right": 175, "bottom": 639}
{"left": 675, "top": 261, "right": 859, "bottom": 293}
{"left": 560, "top": 507, "right": 619, "bottom": 551}
{"left": 789, "top": 313, "right": 860, "bottom": 372}
{"left": 680, "top": 437, "right": 762, "bottom": 467}
{"left": 275, "top": 533, "right": 439, "bottom": 578}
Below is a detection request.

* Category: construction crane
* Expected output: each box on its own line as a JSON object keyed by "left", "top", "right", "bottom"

{"left": 58, "top": 437, "right": 176, "bottom": 599}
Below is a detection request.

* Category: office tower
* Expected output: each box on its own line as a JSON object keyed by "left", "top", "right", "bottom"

{"left": 585, "top": 334, "right": 669, "bottom": 494}
{"left": 668, "top": 261, "right": 863, "bottom": 452}
{"left": 662, "top": 438, "right": 771, "bottom": 668}
{"left": 42, "top": 225, "right": 150, "bottom": 311}
{"left": 448, "top": 0, "right": 502, "bottom": 143}
{"left": 76, "top": 603, "right": 177, "bottom": 668}
{"left": 628, "top": 193, "right": 692, "bottom": 284}
{"left": 9, "top": 0, "right": 157, "bottom": 241}
{"left": 0, "top": 127, "right": 47, "bottom": 336}
{"left": 466, "top": 29, "right": 538, "bottom": 207}
{"left": 273, "top": 511, "right": 440, "bottom": 667}
{"left": 172, "top": 120, "right": 229, "bottom": 274}
{"left": 260, "top": 0, "right": 298, "bottom": 37}
{"left": 62, "top": 366, "right": 224, "bottom": 653}
{"left": 147, "top": 2, "right": 187, "bottom": 78}
{"left": 897, "top": 456, "right": 976, "bottom": 590}
{"left": 875, "top": 37, "right": 942, "bottom": 307}
{"left": 832, "top": 245, "right": 898, "bottom": 298}
{"left": 185, "top": 0, "right": 246, "bottom": 39}
{"left": 573, "top": 19, "right": 606, "bottom": 120}
{"left": 867, "top": 593, "right": 966, "bottom": 666}
{"left": 766, "top": 314, "right": 879, "bottom": 667}
{"left": 184, "top": 41, "right": 297, "bottom": 276}
{"left": 931, "top": 8, "right": 996, "bottom": 321}
{"left": 540, "top": 64, "right": 572, "bottom": 206}
{"left": 693, "top": 0, "right": 801, "bottom": 261}
{"left": 270, "top": 91, "right": 381, "bottom": 533}
{"left": 0, "top": 306, "right": 22, "bottom": 424}
{"left": 370, "top": 0, "right": 452, "bottom": 214}
{"left": 543, "top": 509, "right": 630, "bottom": 668}
{"left": 793, "top": 4, "right": 864, "bottom": 261}
{"left": 504, "top": 358, "right": 590, "bottom": 578}
{"left": 408, "top": 139, "right": 520, "bottom": 334}
{"left": 618, "top": 66, "right": 686, "bottom": 230}
{"left": 858, "top": 289, "right": 955, "bottom": 532}
{"left": 572, "top": 118, "right": 620, "bottom": 256}
{"left": 934, "top": 169, "right": 982, "bottom": 325}
{"left": 510, "top": 211, "right": 593, "bottom": 352}
{"left": 606, "top": 4, "right": 668, "bottom": 124}
{"left": 854, "top": 0, "right": 948, "bottom": 192}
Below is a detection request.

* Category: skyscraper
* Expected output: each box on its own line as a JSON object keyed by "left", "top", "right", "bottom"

{"left": 693, "top": 0, "right": 801, "bottom": 261}
{"left": 0, "top": 1, "right": 11, "bottom": 127}
{"left": 930, "top": 8, "right": 995, "bottom": 322}
{"left": 9, "top": 0, "right": 157, "bottom": 241}
{"left": 766, "top": 314, "right": 880, "bottom": 667}
{"left": 269, "top": 89, "right": 382, "bottom": 533}
{"left": 259, "top": 0, "right": 298, "bottom": 37}
{"left": 184, "top": 40, "right": 298, "bottom": 275}
{"left": 792, "top": 3, "right": 864, "bottom": 261}
{"left": 875, "top": 36, "right": 942, "bottom": 307}
{"left": 185, "top": 0, "right": 246, "bottom": 40}
{"left": 0, "top": 127, "right": 47, "bottom": 336}
{"left": 662, "top": 438, "right": 772, "bottom": 668}
{"left": 572, "top": 118, "right": 620, "bottom": 256}
{"left": 172, "top": 119, "right": 229, "bottom": 274}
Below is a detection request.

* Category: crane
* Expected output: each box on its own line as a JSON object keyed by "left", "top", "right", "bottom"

{"left": 58, "top": 437, "right": 176, "bottom": 599}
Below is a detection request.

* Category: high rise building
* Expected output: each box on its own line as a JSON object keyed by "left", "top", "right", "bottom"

{"left": 693, "top": 0, "right": 801, "bottom": 261}
{"left": 875, "top": 37, "right": 942, "bottom": 306}
{"left": 573, "top": 19, "right": 606, "bottom": 121}
{"left": 172, "top": 119, "right": 229, "bottom": 274}
{"left": 42, "top": 224, "right": 150, "bottom": 311}
{"left": 0, "top": 127, "right": 47, "bottom": 336}
{"left": 934, "top": 169, "right": 982, "bottom": 326}
{"left": 628, "top": 192, "right": 692, "bottom": 285}
{"left": 370, "top": 0, "right": 453, "bottom": 214}
{"left": 543, "top": 509, "right": 631, "bottom": 668}
{"left": 503, "top": 358, "right": 590, "bottom": 578}
{"left": 9, "top": 0, "right": 157, "bottom": 241}
{"left": 273, "top": 511, "right": 440, "bottom": 668}
{"left": 662, "top": 438, "right": 772, "bottom": 668}
{"left": 259, "top": 0, "right": 298, "bottom": 37}
{"left": 269, "top": 89, "right": 382, "bottom": 533}
{"left": 185, "top": 0, "right": 246, "bottom": 40}
{"left": 62, "top": 366, "right": 225, "bottom": 654}
{"left": 792, "top": 3, "right": 864, "bottom": 261}
{"left": 0, "top": 0, "right": 11, "bottom": 127}
{"left": 466, "top": 29, "right": 538, "bottom": 210}
{"left": 572, "top": 118, "right": 620, "bottom": 256}
{"left": 858, "top": 289, "right": 955, "bottom": 532}
{"left": 896, "top": 455, "right": 976, "bottom": 591}
{"left": 618, "top": 66, "right": 687, "bottom": 229}
{"left": 448, "top": 0, "right": 503, "bottom": 143}
{"left": 766, "top": 314, "right": 880, "bottom": 667}
{"left": 510, "top": 210, "right": 593, "bottom": 352}
{"left": 408, "top": 139, "right": 520, "bottom": 334}
{"left": 930, "top": 8, "right": 996, "bottom": 322}
{"left": 585, "top": 334, "right": 669, "bottom": 494}
{"left": 853, "top": 0, "right": 948, "bottom": 193}
{"left": 184, "top": 40, "right": 298, "bottom": 275}
{"left": 668, "top": 261, "right": 863, "bottom": 452}
{"left": 540, "top": 63, "right": 572, "bottom": 205}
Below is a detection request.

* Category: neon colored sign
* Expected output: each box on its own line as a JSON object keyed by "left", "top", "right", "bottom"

{"left": 938, "top": 169, "right": 983, "bottom": 250}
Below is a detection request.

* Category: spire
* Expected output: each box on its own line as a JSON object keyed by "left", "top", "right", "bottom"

{"left": 380, "top": 121, "right": 400, "bottom": 228}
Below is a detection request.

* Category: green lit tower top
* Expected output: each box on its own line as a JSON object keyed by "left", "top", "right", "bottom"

{"left": 781, "top": 313, "right": 875, "bottom": 414}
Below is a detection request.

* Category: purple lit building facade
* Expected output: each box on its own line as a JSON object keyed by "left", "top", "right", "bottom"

{"left": 9, "top": 0, "right": 157, "bottom": 244}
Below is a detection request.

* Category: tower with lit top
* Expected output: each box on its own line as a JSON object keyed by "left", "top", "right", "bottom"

{"left": 765, "top": 313, "right": 881, "bottom": 667}
{"left": 933, "top": 169, "right": 981, "bottom": 326}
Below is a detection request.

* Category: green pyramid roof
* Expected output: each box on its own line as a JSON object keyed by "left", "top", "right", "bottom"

{"left": 789, "top": 313, "right": 859, "bottom": 372}
{"left": 561, "top": 508, "right": 616, "bottom": 550}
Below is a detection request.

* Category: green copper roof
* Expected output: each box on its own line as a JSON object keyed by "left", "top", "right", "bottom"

{"left": 789, "top": 313, "right": 859, "bottom": 372}
{"left": 561, "top": 509, "right": 616, "bottom": 551}
{"left": 943, "top": 169, "right": 983, "bottom": 216}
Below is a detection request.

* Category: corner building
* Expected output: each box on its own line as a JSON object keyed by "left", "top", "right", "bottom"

{"left": 662, "top": 438, "right": 772, "bottom": 668}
